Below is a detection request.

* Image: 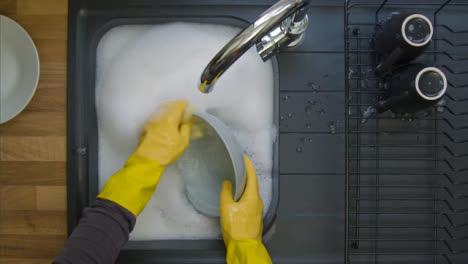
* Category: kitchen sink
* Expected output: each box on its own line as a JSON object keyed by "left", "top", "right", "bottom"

{"left": 68, "top": 0, "right": 468, "bottom": 263}
{"left": 68, "top": 0, "right": 468, "bottom": 262}
{"left": 67, "top": 0, "right": 345, "bottom": 263}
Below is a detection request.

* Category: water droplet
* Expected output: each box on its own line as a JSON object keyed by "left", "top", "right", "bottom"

{"left": 323, "top": 73, "right": 329, "bottom": 79}
{"left": 329, "top": 121, "right": 336, "bottom": 134}
{"left": 360, "top": 79, "right": 368, "bottom": 89}
{"left": 436, "top": 99, "right": 446, "bottom": 106}
{"left": 280, "top": 115, "right": 284, "bottom": 121}
{"left": 296, "top": 147, "right": 303, "bottom": 153}
{"left": 305, "top": 106, "right": 313, "bottom": 116}
{"left": 282, "top": 95, "right": 290, "bottom": 101}
{"left": 349, "top": 68, "right": 356, "bottom": 78}
{"left": 437, "top": 106, "right": 445, "bottom": 113}
{"left": 313, "top": 85, "right": 320, "bottom": 92}
{"left": 288, "top": 113, "right": 294, "bottom": 118}
{"left": 308, "top": 138, "right": 313, "bottom": 143}
{"left": 305, "top": 123, "right": 312, "bottom": 128}
{"left": 319, "top": 109, "right": 326, "bottom": 115}
{"left": 307, "top": 82, "right": 321, "bottom": 93}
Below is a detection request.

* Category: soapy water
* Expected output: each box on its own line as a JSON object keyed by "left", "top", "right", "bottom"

{"left": 95, "top": 23, "right": 276, "bottom": 240}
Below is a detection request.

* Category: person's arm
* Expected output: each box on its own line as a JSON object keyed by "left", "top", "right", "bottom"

{"left": 53, "top": 199, "right": 135, "bottom": 264}
{"left": 54, "top": 101, "right": 191, "bottom": 264}
{"left": 220, "top": 156, "right": 272, "bottom": 264}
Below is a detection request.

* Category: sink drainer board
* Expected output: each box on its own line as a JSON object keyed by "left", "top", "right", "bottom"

{"left": 67, "top": 2, "right": 284, "bottom": 257}
{"left": 345, "top": 1, "right": 468, "bottom": 264}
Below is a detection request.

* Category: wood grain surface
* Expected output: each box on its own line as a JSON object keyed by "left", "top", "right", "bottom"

{"left": 0, "top": 0, "right": 68, "bottom": 262}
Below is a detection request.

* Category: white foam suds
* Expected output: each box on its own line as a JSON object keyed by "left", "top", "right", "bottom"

{"left": 96, "top": 23, "right": 276, "bottom": 240}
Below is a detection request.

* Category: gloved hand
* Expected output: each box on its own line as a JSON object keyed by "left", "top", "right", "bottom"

{"left": 220, "top": 156, "right": 272, "bottom": 264}
{"left": 98, "top": 100, "right": 191, "bottom": 216}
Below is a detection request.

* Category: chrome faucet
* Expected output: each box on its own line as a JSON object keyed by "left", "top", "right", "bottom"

{"left": 199, "top": 0, "right": 309, "bottom": 93}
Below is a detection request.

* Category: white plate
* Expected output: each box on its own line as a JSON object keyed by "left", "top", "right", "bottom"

{"left": 0, "top": 15, "right": 40, "bottom": 124}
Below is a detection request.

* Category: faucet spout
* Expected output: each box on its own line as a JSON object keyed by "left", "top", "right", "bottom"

{"left": 198, "top": 0, "right": 309, "bottom": 93}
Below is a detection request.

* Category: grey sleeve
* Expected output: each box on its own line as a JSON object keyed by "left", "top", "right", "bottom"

{"left": 53, "top": 198, "right": 136, "bottom": 264}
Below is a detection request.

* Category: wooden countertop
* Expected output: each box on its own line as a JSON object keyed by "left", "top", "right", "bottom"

{"left": 0, "top": 0, "right": 68, "bottom": 262}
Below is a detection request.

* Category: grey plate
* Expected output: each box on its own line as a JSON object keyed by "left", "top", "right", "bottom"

{"left": 177, "top": 111, "right": 246, "bottom": 217}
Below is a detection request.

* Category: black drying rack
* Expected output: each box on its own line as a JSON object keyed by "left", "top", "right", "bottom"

{"left": 345, "top": 0, "right": 468, "bottom": 263}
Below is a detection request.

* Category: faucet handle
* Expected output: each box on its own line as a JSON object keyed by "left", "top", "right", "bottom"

{"left": 257, "top": 28, "right": 284, "bottom": 61}
{"left": 256, "top": 9, "right": 309, "bottom": 61}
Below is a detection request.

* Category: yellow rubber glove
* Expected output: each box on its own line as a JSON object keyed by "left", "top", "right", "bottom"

{"left": 98, "top": 100, "right": 191, "bottom": 216}
{"left": 220, "top": 156, "right": 272, "bottom": 264}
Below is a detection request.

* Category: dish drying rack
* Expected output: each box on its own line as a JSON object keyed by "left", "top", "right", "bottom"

{"left": 345, "top": 0, "right": 468, "bottom": 263}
